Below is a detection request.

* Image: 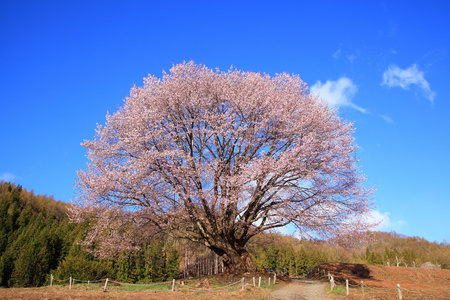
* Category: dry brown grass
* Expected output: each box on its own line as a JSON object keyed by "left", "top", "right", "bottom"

{"left": 0, "top": 282, "right": 274, "bottom": 300}
{"left": 315, "top": 262, "right": 450, "bottom": 299}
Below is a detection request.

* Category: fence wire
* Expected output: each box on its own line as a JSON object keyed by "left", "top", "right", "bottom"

{"left": 402, "top": 287, "right": 450, "bottom": 299}
{"left": 329, "top": 276, "right": 450, "bottom": 299}
{"left": 50, "top": 275, "right": 273, "bottom": 293}
{"left": 311, "top": 267, "right": 450, "bottom": 300}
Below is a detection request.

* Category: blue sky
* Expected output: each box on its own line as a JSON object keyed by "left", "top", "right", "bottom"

{"left": 1, "top": 1, "right": 449, "bottom": 243}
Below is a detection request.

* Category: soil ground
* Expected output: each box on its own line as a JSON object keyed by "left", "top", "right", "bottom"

{"left": 0, "top": 279, "right": 329, "bottom": 300}
{"left": 271, "top": 278, "right": 329, "bottom": 300}
{"left": 1, "top": 264, "right": 449, "bottom": 300}
{"left": 0, "top": 275, "right": 276, "bottom": 300}
{"left": 312, "top": 262, "right": 450, "bottom": 299}
{"left": 0, "top": 285, "right": 272, "bottom": 300}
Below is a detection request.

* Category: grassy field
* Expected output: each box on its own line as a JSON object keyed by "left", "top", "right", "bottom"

{"left": 0, "top": 286, "right": 275, "bottom": 299}
{"left": 2, "top": 264, "right": 449, "bottom": 299}
{"left": 0, "top": 275, "right": 279, "bottom": 300}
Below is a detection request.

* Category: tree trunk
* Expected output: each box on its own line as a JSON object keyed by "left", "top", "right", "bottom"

{"left": 208, "top": 245, "right": 254, "bottom": 274}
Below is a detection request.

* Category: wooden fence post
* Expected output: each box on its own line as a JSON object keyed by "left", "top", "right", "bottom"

{"left": 274, "top": 273, "right": 277, "bottom": 284}
{"left": 397, "top": 284, "right": 402, "bottom": 300}
{"left": 172, "top": 279, "right": 175, "bottom": 291}
{"left": 241, "top": 277, "right": 245, "bottom": 291}
{"left": 346, "top": 279, "right": 349, "bottom": 296}
{"left": 253, "top": 277, "right": 255, "bottom": 287}
{"left": 104, "top": 278, "right": 109, "bottom": 291}
{"left": 50, "top": 274, "right": 53, "bottom": 287}
{"left": 330, "top": 276, "right": 335, "bottom": 291}
{"left": 258, "top": 277, "right": 261, "bottom": 288}
{"left": 361, "top": 281, "right": 364, "bottom": 298}
{"left": 268, "top": 277, "right": 271, "bottom": 286}
{"left": 69, "top": 277, "right": 72, "bottom": 289}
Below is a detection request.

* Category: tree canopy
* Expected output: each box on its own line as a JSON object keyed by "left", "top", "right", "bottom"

{"left": 73, "top": 61, "right": 374, "bottom": 273}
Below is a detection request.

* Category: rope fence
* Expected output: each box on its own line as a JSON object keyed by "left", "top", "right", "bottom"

{"left": 328, "top": 274, "right": 450, "bottom": 299}
{"left": 307, "top": 267, "right": 450, "bottom": 299}
{"left": 48, "top": 273, "right": 279, "bottom": 293}
{"left": 50, "top": 269, "right": 450, "bottom": 298}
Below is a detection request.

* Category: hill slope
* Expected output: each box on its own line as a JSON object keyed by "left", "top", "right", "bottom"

{"left": 313, "top": 262, "right": 450, "bottom": 299}
{"left": 0, "top": 182, "right": 76, "bottom": 287}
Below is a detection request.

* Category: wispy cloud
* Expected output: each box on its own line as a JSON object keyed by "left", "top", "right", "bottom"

{"left": 332, "top": 47, "right": 342, "bottom": 60}
{"left": 310, "top": 77, "right": 367, "bottom": 113}
{"left": 347, "top": 53, "right": 357, "bottom": 64}
{"left": 277, "top": 223, "right": 296, "bottom": 236}
{"left": 382, "top": 64, "right": 436, "bottom": 102}
{"left": 0, "top": 172, "right": 17, "bottom": 182}
{"left": 368, "top": 210, "right": 406, "bottom": 231}
{"left": 378, "top": 114, "right": 394, "bottom": 124}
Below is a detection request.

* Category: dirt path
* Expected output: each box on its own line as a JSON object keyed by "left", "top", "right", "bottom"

{"left": 271, "top": 278, "right": 330, "bottom": 300}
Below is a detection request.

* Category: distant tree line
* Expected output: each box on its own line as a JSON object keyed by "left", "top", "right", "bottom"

{"left": 363, "top": 231, "right": 449, "bottom": 269}
{"left": 0, "top": 182, "right": 179, "bottom": 287}
{"left": 247, "top": 230, "right": 449, "bottom": 277}
{"left": 0, "top": 182, "right": 448, "bottom": 287}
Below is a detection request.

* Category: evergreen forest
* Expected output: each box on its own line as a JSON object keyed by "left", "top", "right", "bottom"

{"left": 1, "top": 181, "right": 449, "bottom": 287}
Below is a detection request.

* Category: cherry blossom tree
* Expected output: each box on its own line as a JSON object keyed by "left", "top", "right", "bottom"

{"left": 72, "top": 61, "right": 374, "bottom": 273}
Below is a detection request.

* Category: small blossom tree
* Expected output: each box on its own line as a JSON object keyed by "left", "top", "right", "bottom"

{"left": 72, "top": 61, "right": 374, "bottom": 273}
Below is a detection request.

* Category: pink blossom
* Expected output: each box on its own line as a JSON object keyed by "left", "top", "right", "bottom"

{"left": 71, "top": 61, "right": 375, "bottom": 271}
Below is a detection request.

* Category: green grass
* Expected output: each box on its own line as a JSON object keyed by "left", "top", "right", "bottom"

{"left": 69, "top": 276, "right": 280, "bottom": 293}
{"left": 326, "top": 285, "right": 346, "bottom": 295}
{"left": 116, "top": 284, "right": 172, "bottom": 291}
{"left": 76, "top": 282, "right": 172, "bottom": 292}
{"left": 261, "top": 284, "right": 277, "bottom": 290}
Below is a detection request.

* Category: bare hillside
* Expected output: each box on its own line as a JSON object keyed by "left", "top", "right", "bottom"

{"left": 311, "top": 262, "right": 450, "bottom": 299}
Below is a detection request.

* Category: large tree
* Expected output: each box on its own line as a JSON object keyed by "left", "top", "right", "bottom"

{"left": 72, "top": 62, "right": 374, "bottom": 273}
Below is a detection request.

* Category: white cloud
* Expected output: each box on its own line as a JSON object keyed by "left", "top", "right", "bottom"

{"left": 368, "top": 210, "right": 406, "bottom": 231}
{"left": 382, "top": 64, "right": 436, "bottom": 102}
{"left": 277, "top": 210, "right": 407, "bottom": 239}
{"left": 378, "top": 114, "right": 394, "bottom": 124}
{"left": 0, "top": 172, "right": 17, "bottom": 182}
{"left": 277, "top": 223, "right": 296, "bottom": 236}
{"left": 347, "top": 54, "right": 356, "bottom": 64}
{"left": 332, "top": 48, "right": 342, "bottom": 60}
{"left": 310, "top": 77, "right": 367, "bottom": 113}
